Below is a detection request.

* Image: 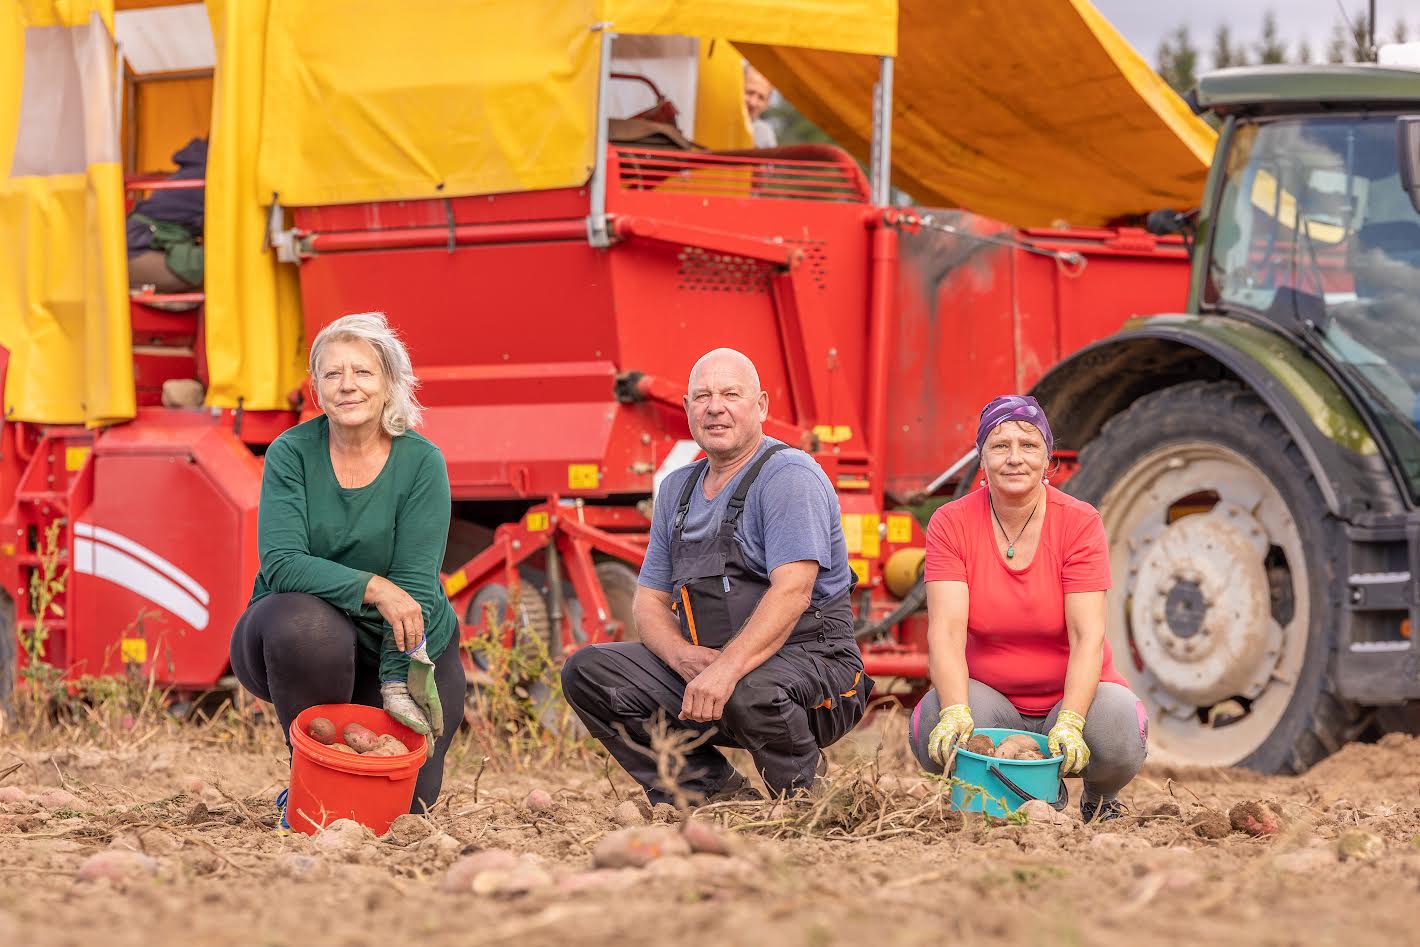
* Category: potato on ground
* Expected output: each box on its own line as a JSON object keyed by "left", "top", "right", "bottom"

{"left": 1228, "top": 800, "right": 1284, "bottom": 836}
{"left": 593, "top": 827, "right": 691, "bottom": 869}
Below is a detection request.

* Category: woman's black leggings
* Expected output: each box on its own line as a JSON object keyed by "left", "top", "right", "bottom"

{"left": 229, "top": 592, "right": 466, "bottom": 812}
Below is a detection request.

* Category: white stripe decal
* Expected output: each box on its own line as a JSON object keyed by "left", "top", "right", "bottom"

{"left": 74, "top": 538, "right": 210, "bottom": 631}
{"left": 653, "top": 439, "right": 702, "bottom": 498}
{"left": 75, "top": 521, "right": 209, "bottom": 605}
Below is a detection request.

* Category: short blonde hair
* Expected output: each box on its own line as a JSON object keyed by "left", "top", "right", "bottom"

{"left": 309, "top": 311, "right": 423, "bottom": 435}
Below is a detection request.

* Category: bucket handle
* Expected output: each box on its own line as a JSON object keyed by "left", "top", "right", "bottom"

{"left": 987, "top": 763, "right": 1069, "bottom": 812}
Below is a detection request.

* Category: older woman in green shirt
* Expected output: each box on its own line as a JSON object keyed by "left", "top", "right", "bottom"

{"left": 229, "top": 311, "right": 462, "bottom": 821}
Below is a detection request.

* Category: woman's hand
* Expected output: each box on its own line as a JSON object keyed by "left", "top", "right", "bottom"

{"left": 365, "top": 575, "right": 425, "bottom": 651}
{"left": 928, "top": 703, "right": 974, "bottom": 765}
{"left": 1048, "top": 709, "right": 1090, "bottom": 774}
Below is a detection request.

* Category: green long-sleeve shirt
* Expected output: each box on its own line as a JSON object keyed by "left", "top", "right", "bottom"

{"left": 249, "top": 415, "right": 457, "bottom": 682}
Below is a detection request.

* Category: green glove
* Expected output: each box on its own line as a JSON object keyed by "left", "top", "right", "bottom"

{"left": 380, "top": 640, "right": 444, "bottom": 749}
{"left": 927, "top": 703, "right": 974, "bottom": 766}
{"left": 1048, "top": 709, "right": 1090, "bottom": 774}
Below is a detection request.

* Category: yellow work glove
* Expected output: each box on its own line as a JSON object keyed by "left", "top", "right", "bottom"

{"left": 1048, "top": 709, "right": 1090, "bottom": 774}
{"left": 927, "top": 703, "right": 974, "bottom": 766}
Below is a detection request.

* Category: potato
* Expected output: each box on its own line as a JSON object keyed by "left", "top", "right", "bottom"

{"left": 680, "top": 819, "right": 731, "bottom": 856}
{"left": 0, "top": 786, "right": 27, "bottom": 804}
{"left": 441, "top": 850, "right": 520, "bottom": 893}
{"left": 342, "top": 722, "right": 380, "bottom": 754}
{"left": 993, "top": 734, "right": 1043, "bottom": 760}
{"left": 363, "top": 734, "right": 409, "bottom": 757}
{"left": 962, "top": 734, "right": 996, "bottom": 756}
{"left": 1229, "top": 800, "right": 1284, "bottom": 836}
{"left": 77, "top": 850, "right": 157, "bottom": 884}
{"left": 33, "top": 788, "right": 79, "bottom": 810}
{"left": 522, "top": 789, "right": 553, "bottom": 811}
{"left": 592, "top": 827, "right": 691, "bottom": 869}
{"left": 330, "top": 743, "right": 358, "bottom": 755}
{"left": 307, "top": 717, "right": 338, "bottom": 745}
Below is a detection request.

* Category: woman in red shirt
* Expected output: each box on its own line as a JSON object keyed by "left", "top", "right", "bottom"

{"left": 908, "top": 395, "right": 1147, "bottom": 821}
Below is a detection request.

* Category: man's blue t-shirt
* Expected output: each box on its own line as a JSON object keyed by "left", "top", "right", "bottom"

{"left": 638, "top": 438, "right": 853, "bottom": 607}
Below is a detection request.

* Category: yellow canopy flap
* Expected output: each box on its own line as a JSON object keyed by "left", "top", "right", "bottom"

{"left": 605, "top": 0, "right": 895, "bottom": 57}
{"left": 254, "top": 0, "right": 895, "bottom": 207}
{"left": 0, "top": 0, "right": 134, "bottom": 426}
{"left": 203, "top": 0, "right": 305, "bottom": 412}
{"left": 694, "top": 38, "right": 753, "bottom": 150}
{"left": 742, "top": 0, "right": 1216, "bottom": 227}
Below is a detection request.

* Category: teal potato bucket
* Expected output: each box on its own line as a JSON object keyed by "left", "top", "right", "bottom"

{"left": 950, "top": 728, "right": 1067, "bottom": 818}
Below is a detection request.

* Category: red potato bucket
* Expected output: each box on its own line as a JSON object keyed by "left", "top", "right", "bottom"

{"left": 287, "top": 703, "right": 427, "bottom": 836}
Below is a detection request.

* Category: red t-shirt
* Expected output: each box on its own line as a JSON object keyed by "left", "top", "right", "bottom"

{"left": 924, "top": 485, "right": 1124, "bottom": 715}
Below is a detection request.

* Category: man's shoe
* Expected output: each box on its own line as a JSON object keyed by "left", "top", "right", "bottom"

{"left": 1081, "top": 796, "right": 1126, "bottom": 823}
{"left": 704, "top": 770, "right": 763, "bottom": 804}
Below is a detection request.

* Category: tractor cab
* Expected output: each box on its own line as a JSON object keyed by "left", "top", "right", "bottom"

{"left": 1196, "top": 66, "right": 1420, "bottom": 496}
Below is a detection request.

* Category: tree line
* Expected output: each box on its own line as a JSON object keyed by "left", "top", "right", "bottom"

{"left": 1157, "top": 7, "right": 1413, "bottom": 94}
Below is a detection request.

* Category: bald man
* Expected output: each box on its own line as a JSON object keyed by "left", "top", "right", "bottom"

{"left": 744, "top": 67, "right": 778, "bottom": 148}
{"left": 562, "top": 349, "right": 870, "bottom": 805}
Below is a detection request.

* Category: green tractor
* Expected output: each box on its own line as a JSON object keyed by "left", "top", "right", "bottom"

{"left": 1037, "top": 64, "right": 1420, "bottom": 773}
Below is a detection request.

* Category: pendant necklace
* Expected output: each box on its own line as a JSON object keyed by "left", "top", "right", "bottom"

{"left": 989, "top": 495, "right": 1039, "bottom": 560}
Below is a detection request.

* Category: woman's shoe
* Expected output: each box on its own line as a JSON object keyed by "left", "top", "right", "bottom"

{"left": 1081, "top": 796, "right": 1126, "bottom": 823}
{"left": 275, "top": 787, "right": 291, "bottom": 831}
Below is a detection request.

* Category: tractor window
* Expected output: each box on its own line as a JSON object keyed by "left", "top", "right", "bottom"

{"left": 1207, "top": 116, "right": 1420, "bottom": 480}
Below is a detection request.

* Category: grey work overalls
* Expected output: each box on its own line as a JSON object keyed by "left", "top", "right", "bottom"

{"left": 669, "top": 444, "right": 853, "bottom": 651}
{"left": 560, "top": 442, "right": 875, "bottom": 803}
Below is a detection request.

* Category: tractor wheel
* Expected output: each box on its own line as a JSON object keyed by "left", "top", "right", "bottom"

{"left": 0, "top": 593, "right": 13, "bottom": 725}
{"left": 1065, "top": 380, "right": 1360, "bottom": 773}
{"left": 595, "top": 561, "right": 641, "bottom": 642}
{"left": 461, "top": 582, "right": 581, "bottom": 733}
{"left": 463, "top": 581, "right": 555, "bottom": 676}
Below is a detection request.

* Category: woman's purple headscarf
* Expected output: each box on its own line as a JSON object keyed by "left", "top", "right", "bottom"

{"left": 976, "top": 395, "right": 1053, "bottom": 455}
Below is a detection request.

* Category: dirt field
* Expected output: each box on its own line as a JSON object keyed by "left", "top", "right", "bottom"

{"left": 2, "top": 709, "right": 1418, "bottom": 947}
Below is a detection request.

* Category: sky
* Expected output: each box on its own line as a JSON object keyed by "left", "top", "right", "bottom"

{"left": 1090, "top": 0, "right": 1413, "bottom": 66}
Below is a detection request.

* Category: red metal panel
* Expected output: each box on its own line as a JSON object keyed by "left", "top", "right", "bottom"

{"left": 292, "top": 187, "right": 590, "bottom": 234}
{"left": 69, "top": 420, "right": 260, "bottom": 689}
{"left": 885, "top": 214, "right": 1193, "bottom": 502}
{"left": 295, "top": 241, "right": 616, "bottom": 383}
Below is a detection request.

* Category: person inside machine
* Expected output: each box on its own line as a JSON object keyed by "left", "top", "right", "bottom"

{"left": 228, "top": 311, "right": 464, "bottom": 827}
{"left": 561, "top": 348, "right": 872, "bottom": 805}
{"left": 126, "top": 137, "right": 207, "bottom": 296}
{"left": 907, "top": 395, "right": 1148, "bottom": 821}
{"left": 743, "top": 65, "right": 777, "bottom": 148}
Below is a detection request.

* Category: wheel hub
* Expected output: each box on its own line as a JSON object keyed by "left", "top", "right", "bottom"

{"left": 1129, "top": 503, "right": 1281, "bottom": 707}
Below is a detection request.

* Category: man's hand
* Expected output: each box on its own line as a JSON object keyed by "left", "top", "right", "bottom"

{"left": 678, "top": 658, "right": 745, "bottom": 723}
{"left": 666, "top": 643, "right": 721, "bottom": 683}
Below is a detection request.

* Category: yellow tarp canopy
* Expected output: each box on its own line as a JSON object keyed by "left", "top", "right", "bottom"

{"left": 203, "top": 0, "right": 305, "bottom": 412}
{"left": 743, "top": 0, "right": 1216, "bottom": 227}
{"left": 0, "top": 0, "right": 134, "bottom": 426}
{"left": 253, "top": 0, "right": 896, "bottom": 208}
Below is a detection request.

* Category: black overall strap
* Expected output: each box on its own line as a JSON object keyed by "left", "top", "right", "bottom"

{"left": 672, "top": 459, "right": 710, "bottom": 534}
{"left": 724, "top": 443, "right": 791, "bottom": 523}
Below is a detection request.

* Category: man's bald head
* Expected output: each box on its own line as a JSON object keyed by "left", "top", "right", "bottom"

{"left": 688, "top": 347, "right": 761, "bottom": 395}
{"left": 743, "top": 67, "right": 772, "bottom": 121}
{"left": 684, "top": 348, "right": 768, "bottom": 463}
